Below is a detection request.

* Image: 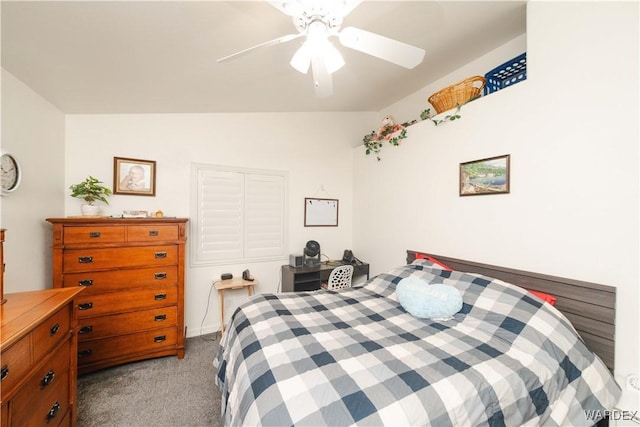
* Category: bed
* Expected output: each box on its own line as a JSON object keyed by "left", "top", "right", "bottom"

{"left": 214, "top": 251, "right": 621, "bottom": 426}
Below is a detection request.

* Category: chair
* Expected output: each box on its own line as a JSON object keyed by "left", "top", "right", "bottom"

{"left": 322, "top": 265, "right": 354, "bottom": 290}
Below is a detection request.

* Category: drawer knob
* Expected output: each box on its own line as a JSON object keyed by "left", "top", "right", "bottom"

{"left": 46, "top": 401, "right": 61, "bottom": 422}
{"left": 149, "top": 230, "right": 159, "bottom": 236}
{"left": 78, "top": 349, "right": 93, "bottom": 358}
{"left": 154, "top": 335, "right": 166, "bottom": 343}
{"left": 154, "top": 314, "right": 167, "bottom": 322}
{"left": 40, "top": 369, "right": 56, "bottom": 389}
{"left": 78, "top": 302, "right": 94, "bottom": 311}
{"left": 154, "top": 252, "right": 167, "bottom": 259}
{"left": 78, "top": 279, "right": 94, "bottom": 287}
{"left": 154, "top": 272, "right": 167, "bottom": 280}
{"left": 1, "top": 364, "right": 8, "bottom": 381}
{"left": 79, "top": 325, "right": 94, "bottom": 334}
{"left": 89, "top": 231, "right": 101, "bottom": 238}
{"left": 154, "top": 293, "right": 167, "bottom": 301}
{"left": 50, "top": 323, "right": 60, "bottom": 336}
{"left": 78, "top": 256, "right": 94, "bottom": 264}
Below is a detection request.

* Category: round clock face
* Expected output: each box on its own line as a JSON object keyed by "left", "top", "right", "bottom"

{"left": 1, "top": 153, "right": 21, "bottom": 194}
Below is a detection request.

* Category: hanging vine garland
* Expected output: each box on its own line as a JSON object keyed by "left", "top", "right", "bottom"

{"left": 363, "top": 126, "right": 408, "bottom": 161}
{"left": 363, "top": 106, "right": 462, "bottom": 161}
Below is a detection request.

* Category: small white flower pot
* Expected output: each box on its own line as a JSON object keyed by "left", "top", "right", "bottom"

{"left": 80, "top": 204, "right": 100, "bottom": 216}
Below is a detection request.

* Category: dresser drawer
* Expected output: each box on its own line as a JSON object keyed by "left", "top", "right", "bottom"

{"left": 78, "top": 306, "right": 178, "bottom": 340}
{"left": 57, "top": 408, "right": 72, "bottom": 427}
{"left": 0, "top": 335, "right": 31, "bottom": 397}
{"left": 62, "top": 266, "right": 178, "bottom": 294}
{"left": 1, "top": 401, "right": 7, "bottom": 427}
{"left": 77, "top": 327, "right": 178, "bottom": 363}
{"left": 32, "top": 305, "right": 71, "bottom": 363}
{"left": 12, "top": 341, "right": 70, "bottom": 427}
{"left": 76, "top": 286, "right": 177, "bottom": 318}
{"left": 127, "top": 224, "right": 178, "bottom": 242}
{"left": 63, "top": 245, "right": 177, "bottom": 272}
{"left": 12, "top": 371, "right": 69, "bottom": 427}
{"left": 64, "top": 225, "right": 125, "bottom": 244}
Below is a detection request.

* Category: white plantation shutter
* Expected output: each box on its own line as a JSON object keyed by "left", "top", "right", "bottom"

{"left": 191, "top": 164, "right": 287, "bottom": 265}
{"left": 197, "top": 169, "right": 244, "bottom": 261}
{"left": 244, "top": 174, "right": 286, "bottom": 258}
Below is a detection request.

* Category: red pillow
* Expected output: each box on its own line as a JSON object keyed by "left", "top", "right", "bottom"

{"left": 529, "top": 290, "right": 557, "bottom": 305}
{"left": 414, "top": 253, "right": 453, "bottom": 271}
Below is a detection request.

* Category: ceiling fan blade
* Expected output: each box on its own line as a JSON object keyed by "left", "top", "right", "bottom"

{"left": 342, "top": 0, "right": 364, "bottom": 17}
{"left": 338, "top": 26, "right": 425, "bottom": 69}
{"left": 311, "top": 54, "right": 333, "bottom": 98}
{"left": 265, "top": 0, "right": 301, "bottom": 17}
{"left": 217, "top": 33, "right": 302, "bottom": 63}
{"left": 267, "top": 0, "right": 363, "bottom": 18}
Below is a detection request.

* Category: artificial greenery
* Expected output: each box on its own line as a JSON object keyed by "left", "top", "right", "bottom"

{"left": 428, "top": 105, "right": 462, "bottom": 126}
{"left": 69, "top": 176, "right": 112, "bottom": 205}
{"left": 364, "top": 105, "right": 463, "bottom": 160}
{"left": 363, "top": 126, "right": 408, "bottom": 161}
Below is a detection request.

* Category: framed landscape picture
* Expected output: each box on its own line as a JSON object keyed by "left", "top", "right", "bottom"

{"left": 460, "top": 154, "right": 510, "bottom": 196}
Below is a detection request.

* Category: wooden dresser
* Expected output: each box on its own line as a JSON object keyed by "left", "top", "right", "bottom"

{"left": 45, "top": 217, "right": 188, "bottom": 374}
{"left": 1, "top": 229, "right": 5, "bottom": 304}
{"left": 1, "top": 287, "right": 84, "bottom": 427}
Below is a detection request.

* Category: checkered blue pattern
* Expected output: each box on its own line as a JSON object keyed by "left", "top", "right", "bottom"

{"left": 214, "top": 260, "right": 620, "bottom": 426}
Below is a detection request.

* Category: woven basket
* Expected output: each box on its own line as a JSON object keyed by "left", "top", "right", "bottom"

{"left": 428, "top": 76, "right": 486, "bottom": 114}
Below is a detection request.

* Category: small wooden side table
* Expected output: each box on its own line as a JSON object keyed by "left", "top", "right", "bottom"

{"left": 215, "top": 277, "right": 256, "bottom": 334}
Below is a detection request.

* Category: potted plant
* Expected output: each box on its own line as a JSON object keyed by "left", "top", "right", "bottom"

{"left": 69, "top": 176, "right": 112, "bottom": 216}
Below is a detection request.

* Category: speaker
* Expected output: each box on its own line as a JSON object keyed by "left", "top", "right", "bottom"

{"left": 289, "top": 254, "right": 304, "bottom": 267}
{"left": 303, "top": 240, "right": 321, "bottom": 267}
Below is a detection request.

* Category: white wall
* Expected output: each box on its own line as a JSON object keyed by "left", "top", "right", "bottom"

{"left": 64, "top": 111, "right": 375, "bottom": 336}
{"left": 353, "top": 1, "right": 639, "bottom": 378}
{"left": 1, "top": 69, "right": 66, "bottom": 291}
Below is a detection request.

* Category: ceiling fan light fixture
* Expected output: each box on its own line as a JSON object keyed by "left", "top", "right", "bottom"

{"left": 323, "top": 42, "right": 345, "bottom": 74}
{"left": 290, "top": 44, "right": 311, "bottom": 73}
{"left": 290, "top": 35, "right": 344, "bottom": 75}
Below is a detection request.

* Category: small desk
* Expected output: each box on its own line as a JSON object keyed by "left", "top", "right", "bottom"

{"left": 281, "top": 261, "right": 369, "bottom": 292}
{"left": 215, "top": 278, "right": 256, "bottom": 334}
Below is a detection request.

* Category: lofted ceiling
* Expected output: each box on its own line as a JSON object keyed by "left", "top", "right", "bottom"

{"left": 1, "top": 1, "right": 526, "bottom": 114}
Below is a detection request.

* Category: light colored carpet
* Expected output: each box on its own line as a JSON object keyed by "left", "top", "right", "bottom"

{"left": 77, "top": 333, "right": 222, "bottom": 427}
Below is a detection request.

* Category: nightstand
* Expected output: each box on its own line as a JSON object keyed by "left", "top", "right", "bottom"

{"left": 215, "top": 278, "right": 256, "bottom": 334}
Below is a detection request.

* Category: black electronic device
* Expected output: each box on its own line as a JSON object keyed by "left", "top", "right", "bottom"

{"left": 342, "top": 249, "right": 355, "bottom": 264}
{"left": 303, "top": 240, "right": 321, "bottom": 267}
{"left": 342, "top": 249, "right": 363, "bottom": 265}
{"left": 221, "top": 273, "right": 233, "bottom": 280}
{"left": 242, "top": 269, "right": 254, "bottom": 281}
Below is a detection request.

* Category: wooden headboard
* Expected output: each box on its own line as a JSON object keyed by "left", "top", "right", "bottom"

{"left": 407, "top": 250, "right": 616, "bottom": 372}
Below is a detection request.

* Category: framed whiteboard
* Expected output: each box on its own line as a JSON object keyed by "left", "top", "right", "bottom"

{"left": 304, "top": 198, "right": 339, "bottom": 227}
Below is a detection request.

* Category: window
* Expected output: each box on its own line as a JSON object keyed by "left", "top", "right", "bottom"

{"left": 190, "top": 163, "right": 288, "bottom": 266}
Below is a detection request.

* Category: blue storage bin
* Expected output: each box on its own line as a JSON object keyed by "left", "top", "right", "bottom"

{"left": 484, "top": 52, "right": 527, "bottom": 95}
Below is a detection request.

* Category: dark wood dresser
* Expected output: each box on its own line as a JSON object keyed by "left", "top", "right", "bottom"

{"left": 1, "top": 287, "right": 84, "bottom": 427}
{"left": 45, "top": 217, "right": 188, "bottom": 374}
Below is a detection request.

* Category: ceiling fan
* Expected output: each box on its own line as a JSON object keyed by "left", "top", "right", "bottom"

{"left": 217, "top": 0, "right": 426, "bottom": 97}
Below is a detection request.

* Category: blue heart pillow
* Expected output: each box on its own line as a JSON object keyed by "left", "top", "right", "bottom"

{"left": 396, "top": 278, "right": 463, "bottom": 320}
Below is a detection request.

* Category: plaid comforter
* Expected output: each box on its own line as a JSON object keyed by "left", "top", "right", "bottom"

{"left": 214, "top": 260, "right": 620, "bottom": 426}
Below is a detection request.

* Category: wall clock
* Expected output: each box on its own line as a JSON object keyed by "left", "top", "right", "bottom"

{"left": 1, "top": 153, "right": 22, "bottom": 195}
